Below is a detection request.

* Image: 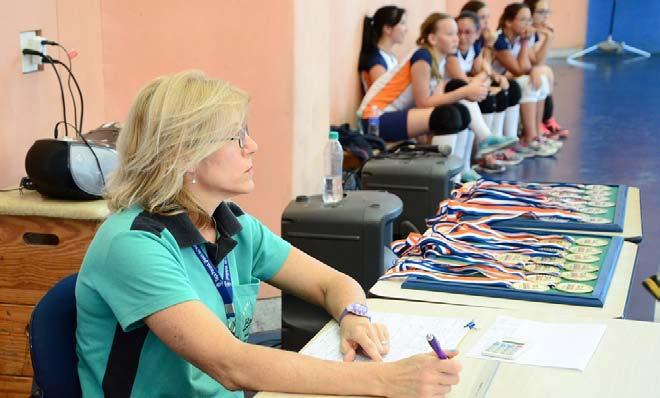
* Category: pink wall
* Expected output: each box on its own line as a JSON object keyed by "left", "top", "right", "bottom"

{"left": 445, "top": 0, "right": 587, "bottom": 49}
{"left": 99, "top": 1, "right": 294, "bottom": 234}
{"left": 0, "top": 0, "right": 105, "bottom": 189}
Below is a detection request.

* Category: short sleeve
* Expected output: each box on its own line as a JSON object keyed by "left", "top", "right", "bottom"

{"left": 242, "top": 215, "right": 292, "bottom": 281}
{"left": 410, "top": 48, "right": 433, "bottom": 66}
{"left": 363, "top": 51, "right": 387, "bottom": 72}
{"left": 473, "top": 41, "right": 482, "bottom": 57}
{"left": 493, "top": 34, "right": 510, "bottom": 51}
{"left": 94, "top": 231, "right": 199, "bottom": 331}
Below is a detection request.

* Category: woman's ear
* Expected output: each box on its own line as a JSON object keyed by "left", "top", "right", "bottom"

{"left": 383, "top": 25, "right": 393, "bottom": 36}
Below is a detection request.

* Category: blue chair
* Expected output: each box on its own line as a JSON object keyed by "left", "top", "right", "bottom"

{"left": 29, "top": 273, "right": 82, "bottom": 398}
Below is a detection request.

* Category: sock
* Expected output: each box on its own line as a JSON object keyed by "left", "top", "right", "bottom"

{"left": 462, "top": 130, "right": 475, "bottom": 173}
{"left": 492, "top": 111, "right": 505, "bottom": 137}
{"left": 460, "top": 100, "right": 492, "bottom": 141}
{"left": 483, "top": 113, "right": 494, "bottom": 132}
{"left": 504, "top": 104, "right": 521, "bottom": 139}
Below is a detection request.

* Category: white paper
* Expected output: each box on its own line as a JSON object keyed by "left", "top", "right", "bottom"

{"left": 467, "top": 315, "right": 607, "bottom": 371}
{"left": 300, "top": 312, "right": 470, "bottom": 362}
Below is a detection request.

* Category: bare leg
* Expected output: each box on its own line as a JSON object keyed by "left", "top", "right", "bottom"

{"left": 536, "top": 99, "right": 544, "bottom": 129}
{"left": 520, "top": 102, "right": 537, "bottom": 144}
{"left": 406, "top": 108, "right": 435, "bottom": 138}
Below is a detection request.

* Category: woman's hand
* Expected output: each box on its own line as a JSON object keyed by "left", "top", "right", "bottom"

{"left": 340, "top": 315, "right": 390, "bottom": 361}
{"left": 383, "top": 352, "right": 462, "bottom": 398}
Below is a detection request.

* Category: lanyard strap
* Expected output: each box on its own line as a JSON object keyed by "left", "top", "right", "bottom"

{"left": 192, "top": 245, "right": 235, "bottom": 320}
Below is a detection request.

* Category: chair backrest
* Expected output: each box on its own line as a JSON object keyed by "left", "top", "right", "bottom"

{"left": 29, "top": 273, "right": 81, "bottom": 398}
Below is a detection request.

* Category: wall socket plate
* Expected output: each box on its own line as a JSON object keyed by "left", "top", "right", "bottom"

{"left": 20, "top": 30, "right": 46, "bottom": 73}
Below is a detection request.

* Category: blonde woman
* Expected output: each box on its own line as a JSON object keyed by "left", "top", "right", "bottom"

{"left": 75, "top": 71, "right": 461, "bottom": 398}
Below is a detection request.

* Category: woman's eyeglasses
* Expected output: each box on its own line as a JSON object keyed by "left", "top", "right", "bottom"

{"left": 229, "top": 126, "right": 249, "bottom": 149}
{"left": 536, "top": 9, "right": 551, "bottom": 16}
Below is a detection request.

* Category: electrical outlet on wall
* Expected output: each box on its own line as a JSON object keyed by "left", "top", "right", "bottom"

{"left": 20, "top": 30, "right": 47, "bottom": 73}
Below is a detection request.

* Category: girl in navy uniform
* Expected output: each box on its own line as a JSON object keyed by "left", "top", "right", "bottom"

{"left": 492, "top": 2, "right": 560, "bottom": 157}
{"left": 358, "top": 6, "right": 407, "bottom": 92}
{"left": 445, "top": 11, "right": 524, "bottom": 169}
{"left": 524, "top": 0, "right": 569, "bottom": 138}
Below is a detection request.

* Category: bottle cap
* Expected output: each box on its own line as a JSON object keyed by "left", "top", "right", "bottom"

{"left": 329, "top": 131, "right": 339, "bottom": 140}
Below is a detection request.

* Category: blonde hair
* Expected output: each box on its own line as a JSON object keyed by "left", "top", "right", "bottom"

{"left": 107, "top": 70, "right": 248, "bottom": 226}
{"left": 416, "top": 13, "right": 453, "bottom": 81}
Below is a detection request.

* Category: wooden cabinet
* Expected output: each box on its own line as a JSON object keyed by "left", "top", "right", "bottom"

{"left": 0, "top": 190, "right": 107, "bottom": 397}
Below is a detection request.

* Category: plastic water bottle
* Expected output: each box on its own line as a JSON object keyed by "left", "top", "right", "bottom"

{"left": 323, "top": 131, "right": 344, "bottom": 205}
{"left": 367, "top": 105, "right": 381, "bottom": 137}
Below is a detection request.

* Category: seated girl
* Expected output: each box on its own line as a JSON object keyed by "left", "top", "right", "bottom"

{"left": 492, "top": 2, "right": 561, "bottom": 157}
{"left": 358, "top": 6, "right": 407, "bottom": 92}
{"left": 523, "top": 0, "right": 569, "bottom": 138}
{"left": 445, "top": 10, "right": 523, "bottom": 169}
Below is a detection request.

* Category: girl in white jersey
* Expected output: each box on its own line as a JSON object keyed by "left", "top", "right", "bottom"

{"left": 492, "top": 2, "right": 560, "bottom": 156}
{"left": 445, "top": 11, "right": 523, "bottom": 169}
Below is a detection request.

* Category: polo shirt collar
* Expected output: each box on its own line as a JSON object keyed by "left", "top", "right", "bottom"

{"left": 156, "top": 202, "right": 243, "bottom": 264}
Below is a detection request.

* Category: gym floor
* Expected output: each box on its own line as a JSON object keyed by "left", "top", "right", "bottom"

{"left": 495, "top": 53, "right": 660, "bottom": 321}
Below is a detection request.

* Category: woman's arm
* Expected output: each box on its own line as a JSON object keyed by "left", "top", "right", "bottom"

{"left": 268, "top": 247, "right": 387, "bottom": 360}
{"left": 145, "top": 299, "right": 462, "bottom": 397}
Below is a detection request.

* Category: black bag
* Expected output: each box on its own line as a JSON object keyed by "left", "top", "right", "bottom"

{"left": 331, "top": 123, "right": 386, "bottom": 162}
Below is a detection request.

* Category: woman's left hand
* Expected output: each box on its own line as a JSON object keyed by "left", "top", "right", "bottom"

{"left": 339, "top": 315, "right": 390, "bottom": 362}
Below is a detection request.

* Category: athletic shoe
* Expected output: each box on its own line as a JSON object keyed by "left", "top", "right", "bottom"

{"left": 513, "top": 143, "right": 537, "bottom": 158}
{"left": 544, "top": 117, "right": 570, "bottom": 139}
{"left": 461, "top": 169, "right": 482, "bottom": 182}
{"left": 477, "top": 136, "right": 519, "bottom": 158}
{"left": 493, "top": 150, "right": 523, "bottom": 166}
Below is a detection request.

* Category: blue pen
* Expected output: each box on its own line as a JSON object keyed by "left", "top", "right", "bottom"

{"left": 426, "top": 333, "right": 448, "bottom": 360}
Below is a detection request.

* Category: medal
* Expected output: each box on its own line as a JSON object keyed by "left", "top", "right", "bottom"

{"left": 524, "top": 264, "right": 561, "bottom": 274}
{"left": 585, "top": 185, "right": 612, "bottom": 192}
{"left": 555, "top": 282, "right": 594, "bottom": 294}
{"left": 530, "top": 256, "right": 566, "bottom": 266}
{"left": 575, "top": 237, "right": 608, "bottom": 247}
{"left": 526, "top": 274, "right": 561, "bottom": 285}
{"left": 565, "top": 253, "right": 600, "bottom": 263}
{"left": 581, "top": 216, "right": 610, "bottom": 224}
{"left": 577, "top": 207, "right": 608, "bottom": 215}
{"left": 563, "top": 262, "right": 599, "bottom": 272}
{"left": 568, "top": 246, "right": 602, "bottom": 255}
{"left": 560, "top": 271, "right": 598, "bottom": 281}
{"left": 587, "top": 201, "right": 615, "bottom": 208}
{"left": 511, "top": 281, "right": 550, "bottom": 291}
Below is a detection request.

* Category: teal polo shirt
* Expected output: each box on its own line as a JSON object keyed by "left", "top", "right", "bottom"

{"left": 75, "top": 202, "right": 291, "bottom": 397}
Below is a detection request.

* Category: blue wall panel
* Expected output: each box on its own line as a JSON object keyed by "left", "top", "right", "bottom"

{"left": 586, "top": 0, "right": 660, "bottom": 53}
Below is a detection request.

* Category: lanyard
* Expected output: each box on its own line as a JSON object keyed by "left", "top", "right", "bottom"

{"left": 192, "top": 245, "right": 236, "bottom": 335}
